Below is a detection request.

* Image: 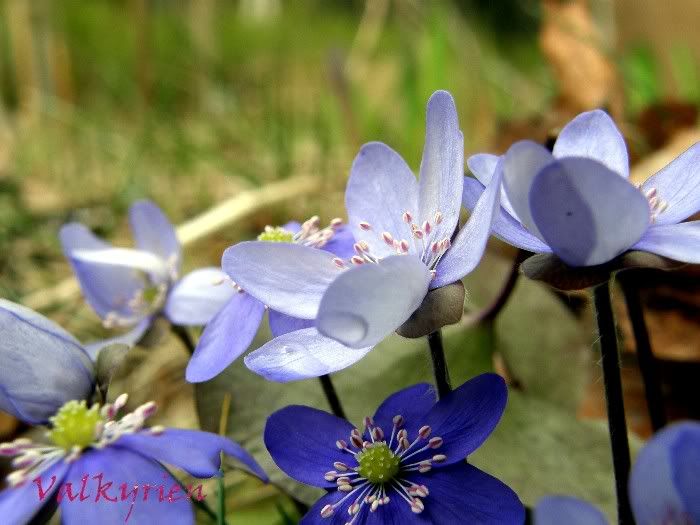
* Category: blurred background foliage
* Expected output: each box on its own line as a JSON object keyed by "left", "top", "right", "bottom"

{"left": 1, "top": 1, "right": 700, "bottom": 523}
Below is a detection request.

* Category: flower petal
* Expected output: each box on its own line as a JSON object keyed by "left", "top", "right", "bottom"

{"left": 629, "top": 422, "right": 700, "bottom": 525}
{"left": 408, "top": 463, "right": 525, "bottom": 525}
{"left": 129, "top": 199, "right": 181, "bottom": 269}
{"left": 501, "top": 140, "right": 555, "bottom": 240}
{"left": 268, "top": 310, "right": 313, "bottom": 338}
{"left": 534, "top": 496, "right": 608, "bottom": 525}
{"left": 60, "top": 223, "right": 144, "bottom": 320}
{"left": 640, "top": 142, "right": 700, "bottom": 225}
{"left": 264, "top": 405, "right": 355, "bottom": 488}
{"left": 346, "top": 142, "right": 419, "bottom": 257}
{"left": 164, "top": 267, "right": 236, "bottom": 326}
{"left": 222, "top": 241, "right": 340, "bottom": 319}
{"left": 530, "top": 158, "right": 650, "bottom": 266}
{"left": 0, "top": 460, "right": 68, "bottom": 524}
{"left": 317, "top": 256, "right": 431, "bottom": 348}
{"left": 632, "top": 221, "right": 700, "bottom": 264}
{"left": 422, "top": 373, "right": 507, "bottom": 466}
{"left": 83, "top": 317, "right": 152, "bottom": 360}
{"left": 467, "top": 153, "right": 519, "bottom": 219}
{"left": 0, "top": 300, "right": 94, "bottom": 424}
{"left": 417, "top": 91, "right": 464, "bottom": 244}
{"left": 115, "top": 428, "right": 267, "bottom": 481}
{"left": 244, "top": 327, "right": 373, "bottom": 382}
{"left": 186, "top": 292, "right": 265, "bottom": 383}
{"left": 70, "top": 247, "right": 169, "bottom": 280}
{"left": 462, "top": 177, "right": 551, "bottom": 253}
{"left": 61, "top": 447, "right": 194, "bottom": 525}
{"left": 553, "top": 109, "right": 629, "bottom": 177}
{"left": 322, "top": 225, "right": 357, "bottom": 260}
{"left": 371, "top": 383, "right": 436, "bottom": 440}
{"left": 432, "top": 160, "right": 503, "bottom": 287}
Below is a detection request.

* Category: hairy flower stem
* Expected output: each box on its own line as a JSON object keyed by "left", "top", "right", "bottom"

{"left": 592, "top": 281, "right": 634, "bottom": 525}
{"left": 427, "top": 330, "right": 452, "bottom": 399}
{"left": 319, "top": 374, "right": 347, "bottom": 420}
{"left": 618, "top": 273, "right": 667, "bottom": 432}
{"left": 171, "top": 324, "right": 196, "bottom": 355}
{"left": 471, "top": 249, "right": 527, "bottom": 325}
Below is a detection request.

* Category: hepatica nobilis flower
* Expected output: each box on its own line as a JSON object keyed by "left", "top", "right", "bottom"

{"left": 186, "top": 217, "right": 356, "bottom": 382}
{"left": 223, "top": 91, "right": 502, "bottom": 380}
{"left": 464, "top": 110, "right": 700, "bottom": 267}
{"left": 265, "top": 374, "right": 523, "bottom": 524}
{"left": 60, "top": 200, "right": 236, "bottom": 352}
{"left": 0, "top": 300, "right": 267, "bottom": 524}
{"left": 534, "top": 422, "right": 700, "bottom": 525}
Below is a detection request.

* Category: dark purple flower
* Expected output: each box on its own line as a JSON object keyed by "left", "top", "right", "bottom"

{"left": 265, "top": 374, "right": 524, "bottom": 524}
{"left": 0, "top": 300, "right": 267, "bottom": 524}
{"left": 534, "top": 422, "right": 700, "bottom": 525}
{"left": 464, "top": 110, "right": 700, "bottom": 266}
{"left": 220, "top": 91, "right": 502, "bottom": 380}
{"left": 60, "top": 200, "right": 236, "bottom": 355}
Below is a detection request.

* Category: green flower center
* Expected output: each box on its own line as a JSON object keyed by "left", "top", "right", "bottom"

{"left": 356, "top": 443, "right": 400, "bottom": 484}
{"left": 48, "top": 400, "right": 103, "bottom": 451}
{"left": 257, "top": 226, "right": 294, "bottom": 243}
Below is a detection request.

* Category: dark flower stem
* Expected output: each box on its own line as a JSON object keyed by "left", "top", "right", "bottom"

{"left": 618, "top": 273, "right": 667, "bottom": 431}
{"left": 592, "top": 281, "right": 634, "bottom": 525}
{"left": 472, "top": 249, "right": 527, "bottom": 325}
{"left": 319, "top": 374, "right": 347, "bottom": 420}
{"left": 172, "top": 323, "right": 196, "bottom": 355}
{"left": 427, "top": 330, "right": 452, "bottom": 399}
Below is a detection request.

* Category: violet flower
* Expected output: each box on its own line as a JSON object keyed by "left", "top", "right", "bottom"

{"left": 264, "top": 374, "right": 523, "bottom": 524}
{"left": 223, "top": 91, "right": 502, "bottom": 380}
{"left": 186, "top": 218, "right": 358, "bottom": 383}
{"left": 0, "top": 299, "right": 267, "bottom": 524}
{"left": 60, "top": 200, "right": 236, "bottom": 355}
{"left": 534, "top": 422, "right": 700, "bottom": 525}
{"left": 463, "top": 110, "right": 700, "bottom": 267}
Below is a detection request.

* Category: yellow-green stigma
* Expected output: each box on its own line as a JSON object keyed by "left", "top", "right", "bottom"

{"left": 357, "top": 443, "right": 400, "bottom": 484}
{"left": 258, "top": 226, "right": 294, "bottom": 243}
{"left": 48, "top": 400, "right": 103, "bottom": 451}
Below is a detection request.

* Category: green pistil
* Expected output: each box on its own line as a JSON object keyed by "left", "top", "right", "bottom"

{"left": 357, "top": 443, "right": 400, "bottom": 484}
{"left": 141, "top": 285, "right": 160, "bottom": 305}
{"left": 257, "top": 226, "right": 294, "bottom": 243}
{"left": 48, "top": 400, "right": 103, "bottom": 451}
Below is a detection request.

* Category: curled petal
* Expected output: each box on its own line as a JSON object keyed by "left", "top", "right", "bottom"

{"left": 467, "top": 153, "right": 519, "bottom": 218}
{"left": 165, "top": 267, "right": 236, "bottom": 326}
{"left": 70, "top": 247, "right": 169, "bottom": 281}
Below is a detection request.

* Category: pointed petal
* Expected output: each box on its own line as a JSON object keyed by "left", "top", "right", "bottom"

{"left": 0, "top": 460, "right": 68, "bottom": 524}
{"left": 60, "top": 223, "right": 144, "bottom": 320}
{"left": 115, "top": 428, "right": 267, "bottom": 481}
{"left": 268, "top": 310, "right": 313, "bottom": 338}
{"left": 629, "top": 422, "right": 700, "bottom": 525}
{"left": 264, "top": 405, "right": 355, "bottom": 488}
{"left": 84, "top": 317, "right": 152, "bottom": 360}
{"left": 317, "top": 256, "right": 431, "bottom": 348}
{"left": 534, "top": 496, "right": 608, "bottom": 525}
{"left": 432, "top": 160, "right": 503, "bottom": 287}
{"left": 186, "top": 292, "right": 265, "bottom": 383}
{"left": 632, "top": 221, "right": 700, "bottom": 263}
{"left": 501, "top": 140, "right": 555, "bottom": 239}
{"left": 245, "top": 327, "right": 373, "bottom": 382}
{"left": 164, "top": 267, "right": 236, "bottom": 326}
{"left": 640, "top": 142, "right": 700, "bottom": 225}
{"left": 553, "top": 109, "right": 629, "bottom": 177}
{"left": 462, "top": 177, "right": 551, "bottom": 253}
{"left": 371, "top": 383, "right": 436, "bottom": 440}
{"left": 408, "top": 463, "right": 525, "bottom": 525}
{"left": 530, "top": 158, "right": 650, "bottom": 266}
{"left": 129, "top": 199, "right": 181, "bottom": 269}
{"left": 61, "top": 448, "right": 194, "bottom": 525}
{"left": 222, "top": 241, "right": 340, "bottom": 319}
{"left": 346, "top": 142, "right": 419, "bottom": 258}
{"left": 418, "top": 91, "right": 465, "bottom": 244}
{"left": 70, "top": 247, "right": 169, "bottom": 280}
{"left": 0, "top": 300, "right": 94, "bottom": 424}
{"left": 422, "top": 373, "right": 507, "bottom": 466}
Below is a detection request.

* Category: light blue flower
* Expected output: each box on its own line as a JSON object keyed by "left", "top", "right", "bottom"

{"left": 464, "top": 110, "right": 700, "bottom": 267}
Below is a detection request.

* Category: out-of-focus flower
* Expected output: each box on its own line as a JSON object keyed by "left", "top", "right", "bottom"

{"left": 264, "top": 374, "right": 523, "bottom": 524}
{"left": 0, "top": 300, "right": 267, "bottom": 524}
{"left": 186, "top": 218, "right": 359, "bottom": 383}
{"left": 534, "top": 422, "right": 700, "bottom": 525}
{"left": 60, "top": 200, "right": 236, "bottom": 354}
{"left": 464, "top": 110, "right": 700, "bottom": 267}
{"left": 223, "top": 91, "right": 501, "bottom": 380}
